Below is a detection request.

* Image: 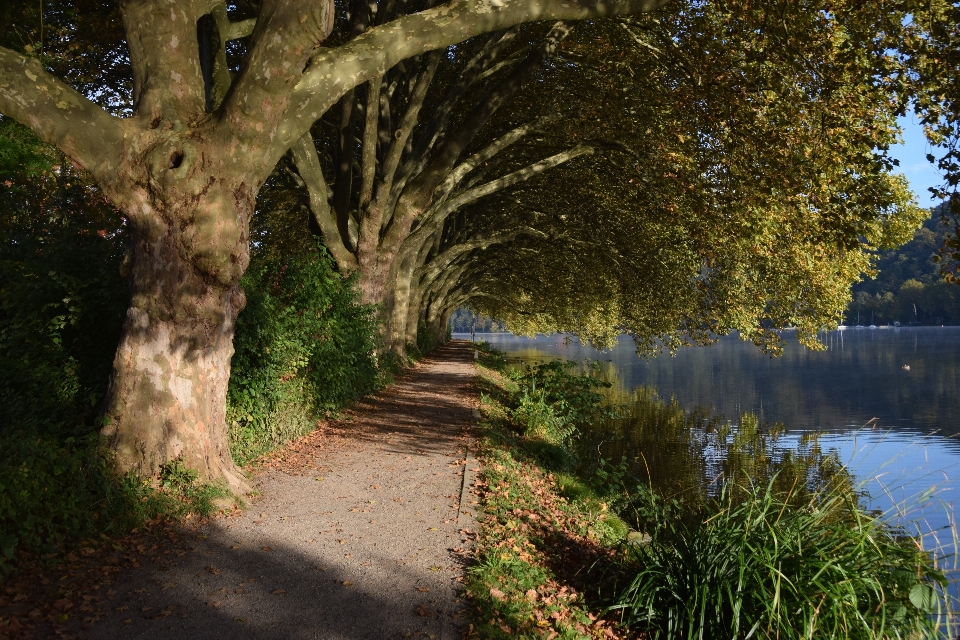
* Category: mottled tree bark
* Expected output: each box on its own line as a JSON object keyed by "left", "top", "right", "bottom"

{"left": 101, "top": 179, "right": 253, "bottom": 495}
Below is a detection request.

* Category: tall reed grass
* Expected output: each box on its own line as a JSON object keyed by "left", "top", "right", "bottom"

{"left": 610, "top": 473, "right": 951, "bottom": 639}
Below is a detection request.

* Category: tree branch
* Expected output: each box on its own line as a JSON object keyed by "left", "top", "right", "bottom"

{"left": 0, "top": 47, "right": 124, "bottom": 186}
{"left": 120, "top": 0, "right": 209, "bottom": 121}
{"left": 398, "top": 28, "right": 520, "bottom": 187}
{"left": 372, "top": 52, "right": 442, "bottom": 219}
{"left": 290, "top": 131, "right": 358, "bottom": 271}
{"left": 220, "top": 0, "right": 335, "bottom": 148}
{"left": 225, "top": 18, "right": 258, "bottom": 40}
{"left": 405, "top": 142, "right": 596, "bottom": 250}
{"left": 359, "top": 77, "right": 381, "bottom": 209}
{"left": 433, "top": 113, "right": 564, "bottom": 201}
{"left": 403, "top": 22, "right": 572, "bottom": 202}
{"left": 416, "top": 226, "right": 546, "bottom": 280}
{"left": 281, "top": 0, "right": 668, "bottom": 153}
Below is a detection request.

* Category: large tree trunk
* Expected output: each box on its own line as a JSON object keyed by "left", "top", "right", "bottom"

{"left": 387, "top": 254, "right": 416, "bottom": 354}
{"left": 100, "top": 183, "right": 252, "bottom": 496}
{"left": 405, "top": 279, "right": 422, "bottom": 349}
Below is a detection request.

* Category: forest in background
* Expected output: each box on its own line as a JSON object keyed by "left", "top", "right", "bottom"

{"left": 448, "top": 308, "right": 508, "bottom": 333}
{"left": 848, "top": 205, "right": 960, "bottom": 325}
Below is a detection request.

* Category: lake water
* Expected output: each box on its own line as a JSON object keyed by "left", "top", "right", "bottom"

{"left": 458, "top": 328, "right": 960, "bottom": 591}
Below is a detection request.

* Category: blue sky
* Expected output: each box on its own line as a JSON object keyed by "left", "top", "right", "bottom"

{"left": 888, "top": 115, "right": 944, "bottom": 210}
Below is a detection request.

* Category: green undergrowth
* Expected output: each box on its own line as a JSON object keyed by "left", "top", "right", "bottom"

{"left": 0, "top": 434, "right": 228, "bottom": 580}
{"left": 467, "top": 345, "right": 954, "bottom": 639}
{"left": 0, "top": 159, "right": 236, "bottom": 581}
{"left": 227, "top": 243, "right": 381, "bottom": 464}
{"left": 468, "top": 361, "right": 634, "bottom": 638}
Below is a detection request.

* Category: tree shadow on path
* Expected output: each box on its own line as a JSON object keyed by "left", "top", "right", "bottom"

{"left": 5, "top": 342, "right": 479, "bottom": 640}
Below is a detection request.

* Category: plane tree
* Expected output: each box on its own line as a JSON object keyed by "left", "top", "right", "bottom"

{"left": 906, "top": 2, "right": 960, "bottom": 278}
{"left": 0, "top": 0, "right": 667, "bottom": 493}
{"left": 0, "top": 0, "right": 948, "bottom": 494}
{"left": 282, "top": 18, "right": 650, "bottom": 355}
{"left": 427, "top": 2, "right": 927, "bottom": 353}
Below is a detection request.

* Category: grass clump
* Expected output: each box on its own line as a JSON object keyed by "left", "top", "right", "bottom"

{"left": 612, "top": 475, "right": 948, "bottom": 639}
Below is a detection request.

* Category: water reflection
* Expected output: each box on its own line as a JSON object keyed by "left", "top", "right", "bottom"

{"left": 572, "top": 385, "right": 854, "bottom": 521}
{"left": 473, "top": 327, "right": 960, "bottom": 436}
{"left": 464, "top": 330, "right": 960, "bottom": 589}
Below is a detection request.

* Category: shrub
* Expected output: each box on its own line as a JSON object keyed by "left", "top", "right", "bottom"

{"left": 611, "top": 474, "right": 949, "bottom": 639}
{"left": 0, "top": 433, "right": 226, "bottom": 578}
{"left": 227, "top": 243, "right": 379, "bottom": 463}
{"left": 0, "top": 168, "right": 127, "bottom": 435}
{"left": 507, "top": 360, "right": 613, "bottom": 444}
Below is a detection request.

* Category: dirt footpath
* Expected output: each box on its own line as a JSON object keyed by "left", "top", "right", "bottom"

{"left": 83, "top": 341, "right": 479, "bottom": 639}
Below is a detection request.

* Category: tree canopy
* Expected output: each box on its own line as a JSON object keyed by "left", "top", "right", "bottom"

{"left": 0, "top": 0, "right": 957, "bottom": 490}
{"left": 388, "top": 2, "right": 930, "bottom": 353}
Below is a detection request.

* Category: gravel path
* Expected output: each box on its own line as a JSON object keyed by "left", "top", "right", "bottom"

{"left": 84, "top": 341, "right": 479, "bottom": 640}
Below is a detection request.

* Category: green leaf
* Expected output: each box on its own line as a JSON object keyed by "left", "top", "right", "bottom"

{"left": 908, "top": 583, "right": 938, "bottom": 613}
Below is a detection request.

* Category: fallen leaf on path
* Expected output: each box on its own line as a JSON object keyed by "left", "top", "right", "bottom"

{"left": 416, "top": 587, "right": 430, "bottom": 592}
{"left": 341, "top": 581, "right": 354, "bottom": 586}
{"left": 271, "top": 590, "right": 287, "bottom": 595}
{"left": 261, "top": 546, "right": 273, "bottom": 551}
{"left": 416, "top": 606, "right": 434, "bottom": 617}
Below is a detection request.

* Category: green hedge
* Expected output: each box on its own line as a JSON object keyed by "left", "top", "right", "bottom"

{"left": 227, "top": 244, "right": 380, "bottom": 463}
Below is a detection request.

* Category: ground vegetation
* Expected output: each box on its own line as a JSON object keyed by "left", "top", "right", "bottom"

{"left": 467, "top": 343, "right": 952, "bottom": 638}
